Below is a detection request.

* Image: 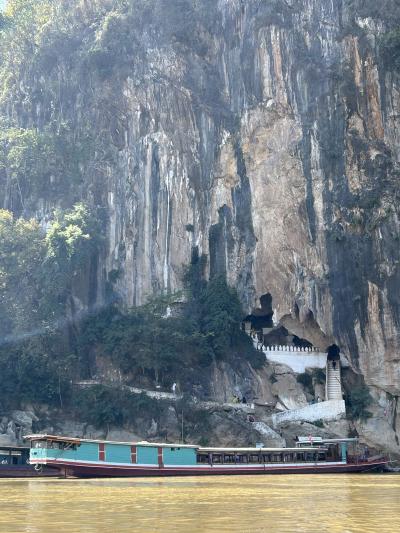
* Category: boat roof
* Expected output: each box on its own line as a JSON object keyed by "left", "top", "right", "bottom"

{"left": 23, "top": 435, "right": 328, "bottom": 453}
{"left": 297, "top": 437, "right": 358, "bottom": 444}
{"left": 198, "top": 447, "right": 327, "bottom": 453}
{"left": 0, "top": 445, "right": 29, "bottom": 451}
{"left": 23, "top": 434, "right": 198, "bottom": 449}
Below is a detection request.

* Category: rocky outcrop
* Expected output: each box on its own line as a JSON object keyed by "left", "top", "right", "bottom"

{"left": 270, "top": 363, "right": 308, "bottom": 410}
{"left": 0, "top": 1, "right": 399, "bottom": 451}
{"left": 0, "top": 410, "right": 38, "bottom": 445}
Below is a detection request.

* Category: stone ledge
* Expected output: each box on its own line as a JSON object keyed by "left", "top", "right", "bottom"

{"left": 265, "top": 350, "right": 327, "bottom": 373}
{"left": 270, "top": 399, "right": 346, "bottom": 427}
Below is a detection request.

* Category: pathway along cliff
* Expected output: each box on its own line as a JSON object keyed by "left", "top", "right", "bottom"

{"left": 0, "top": 1, "right": 399, "bottom": 456}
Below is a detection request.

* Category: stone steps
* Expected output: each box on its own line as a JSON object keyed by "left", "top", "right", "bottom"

{"left": 326, "top": 361, "right": 342, "bottom": 400}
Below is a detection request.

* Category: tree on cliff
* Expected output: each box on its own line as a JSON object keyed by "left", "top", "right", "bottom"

{"left": 0, "top": 204, "right": 100, "bottom": 407}
{"left": 199, "top": 275, "right": 246, "bottom": 359}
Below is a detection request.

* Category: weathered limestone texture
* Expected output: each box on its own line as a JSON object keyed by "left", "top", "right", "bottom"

{"left": 270, "top": 363, "right": 308, "bottom": 411}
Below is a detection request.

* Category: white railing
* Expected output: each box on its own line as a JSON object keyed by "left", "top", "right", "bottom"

{"left": 252, "top": 341, "right": 320, "bottom": 353}
{"left": 265, "top": 345, "right": 319, "bottom": 352}
{"left": 250, "top": 337, "right": 327, "bottom": 372}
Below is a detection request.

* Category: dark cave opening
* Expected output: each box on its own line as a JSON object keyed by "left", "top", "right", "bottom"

{"left": 292, "top": 335, "right": 313, "bottom": 349}
{"left": 327, "top": 344, "right": 340, "bottom": 360}
{"left": 243, "top": 293, "right": 316, "bottom": 349}
{"left": 243, "top": 292, "right": 274, "bottom": 330}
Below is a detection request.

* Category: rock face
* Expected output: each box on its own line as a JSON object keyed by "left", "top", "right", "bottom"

{"left": 270, "top": 363, "right": 308, "bottom": 411}
{"left": 1, "top": 2, "right": 400, "bottom": 449}
{"left": 0, "top": 410, "right": 38, "bottom": 445}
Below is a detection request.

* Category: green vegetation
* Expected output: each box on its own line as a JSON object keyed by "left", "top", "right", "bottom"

{"left": 350, "top": 0, "right": 400, "bottom": 23}
{"left": 0, "top": 1, "right": 54, "bottom": 96}
{"left": 0, "top": 335, "right": 76, "bottom": 410}
{"left": 79, "top": 302, "right": 211, "bottom": 387}
{"left": 0, "top": 204, "right": 101, "bottom": 409}
{"left": 176, "top": 395, "right": 212, "bottom": 445}
{"left": 77, "top": 254, "right": 264, "bottom": 389}
{"left": 296, "top": 372, "right": 313, "bottom": 393}
{"left": 1, "top": 202, "right": 101, "bottom": 326}
{"left": 0, "top": 127, "right": 56, "bottom": 201}
{"left": 46, "top": 203, "right": 101, "bottom": 269}
{"left": 74, "top": 386, "right": 163, "bottom": 429}
{"left": 0, "top": 209, "right": 46, "bottom": 337}
{"left": 380, "top": 29, "right": 400, "bottom": 71}
{"left": 0, "top": 207, "right": 262, "bottom": 421}
{"left": 183, "top": 253, "right": 265, "bottom": 369}
{"left": 346, "top": 385, "right": 373, "bottom": 421}
{"left": 0, "top": 2, "right": 98, "bottom": 208}
{"left": 0, "top": 123, "right": 95, "bottom": 207}
{"left": 311, "top": 368, "right": 326, "bottom": 385}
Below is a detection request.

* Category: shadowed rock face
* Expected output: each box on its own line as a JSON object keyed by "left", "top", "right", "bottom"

{"left": 1, "top": 2, "right": 399, "bottom": 400}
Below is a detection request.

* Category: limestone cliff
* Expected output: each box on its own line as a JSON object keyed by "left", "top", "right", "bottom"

{"left": 1, "top": 1, "right": 399, "bottom": 452}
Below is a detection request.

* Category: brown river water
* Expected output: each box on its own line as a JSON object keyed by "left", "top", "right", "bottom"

{"left": 0, "top": 474, "right": 399, "bottom": 532}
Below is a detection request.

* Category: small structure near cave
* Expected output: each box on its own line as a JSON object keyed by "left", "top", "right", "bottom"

{"left": 243, "top": 294, "right": 345, "bottom": 422}
{"left": 250, "top": 339, "right": 344, "bottom": 403}
{"left": 261, "top": 344, "right": 327, "bottom": 373}
{"left": 243, "top": 309, "right": 344, "bottom": 406}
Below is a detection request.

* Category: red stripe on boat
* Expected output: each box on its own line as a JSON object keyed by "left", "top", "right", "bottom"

{"left": 131, "top": 446, "right": 137, "bottom": 464}
{"left": 158, "top": 447, "right": 163, "bottom": 468}
{"left": 99, "top": 443, "right": 105, "bottom": 461}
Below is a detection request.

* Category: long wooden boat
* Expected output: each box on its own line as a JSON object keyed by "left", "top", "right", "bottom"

{"left": 24, "top": 434, "right": 387, "bottom": 478}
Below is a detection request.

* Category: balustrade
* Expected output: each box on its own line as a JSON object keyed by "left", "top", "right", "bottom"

{"left": 262, "top": 344, "right": 319, "bottom": 353}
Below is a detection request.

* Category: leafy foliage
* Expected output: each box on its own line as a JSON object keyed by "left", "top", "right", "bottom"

{"left": 345, "top": 0, "right": 400, "bottom": 26}
{"left": 73, "top": 386, "right": 162, "bottom": 429}
{"left": 0, "top": 0, "right": 54, "bottom": 97}
{"left": 75, "top": 255, "right": 264, "bottom": 392}
{"left": 0, "top": 0, "right": 263, "bottom": 420}
{"left": 0, "top": 209, "right": 46, "bottom": 337}
{"left": 0, "top": 127, "right": 57, "bottom": 206}
{"left": 46, "top": 203, "right": 101, "bottom": 266}
{"left": 0, "top": 123, "right": 95, "bottom": 209}
{"left": 296, "top": 372, "right": 313, "bottom": 393}
{"left": 380, "top": 28, "right": 400, "bottom": 72}
{"left": 0, "top": 335, "right": 75, "bottom": 409}
{"left": 0, "top": 204, "right": 100, "bottom": 407}
{"left": 183, "top": 253, "right": 264, "bottom": 369}
{"left": 312, "top": 368, "right": 326, "bottom": 385}
{"left": 0, "top": 206, "right": 260, "bottom": 412}
{"left": 176, "top": 395, "right": 212, "bottom": 445}
{"left": 346, "top": 385, "right": 373, "bottom": 420}
{"left": 88, "top": 305, "right": 211, "bottom": 385}
{"left": 199, "top": 275, "right": 244, "bottom": 359}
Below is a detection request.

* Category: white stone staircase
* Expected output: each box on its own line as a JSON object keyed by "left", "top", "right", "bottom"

{"left": 326, "top": 360, "right": 342, "bottom": 400}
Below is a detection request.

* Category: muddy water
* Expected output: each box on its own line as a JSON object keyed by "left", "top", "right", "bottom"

{"left": 0, "top": 474, "right": 399, "bottom": 532}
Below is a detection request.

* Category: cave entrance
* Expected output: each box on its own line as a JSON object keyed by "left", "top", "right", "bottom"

{"left": 243, "top": 293, "right": 274, "bottom": 333}
{"left": 242, "top": 293, "right": 316, "bottom": 350}
{"left": 327, "top": 344, "right": 340, "bottom": 360}
{"left": 292, "top": 335, "right": 313, "bottom": 349}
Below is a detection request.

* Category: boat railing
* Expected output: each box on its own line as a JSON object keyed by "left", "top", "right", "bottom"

{"left": 347, "top": 453, "right": 387, "bottom": 464}
{"left": 347, "top": 455, "right": 361, "bottom": 464}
